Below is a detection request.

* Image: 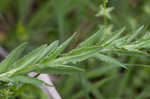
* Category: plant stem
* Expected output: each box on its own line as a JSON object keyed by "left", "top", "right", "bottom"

{"left": 103, "top": 0, "right": 107, "bottom": 25}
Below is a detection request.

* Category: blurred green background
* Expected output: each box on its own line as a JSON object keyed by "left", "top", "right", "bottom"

{"left": 0, "top": 0, "right": 150, "bottom": 99}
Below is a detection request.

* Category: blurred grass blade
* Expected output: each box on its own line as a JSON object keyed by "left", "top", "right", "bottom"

{"left": 28, "top": 0, "right": 52, "bottom": 28}
{"left": 86, "top": 65, "right": 118, "bottom": 79}
{"left": 71, "top": 77, "right": 112, "bottom": 99}
{"left": 86, "top": 80, "right": 105, "bottom": 99}
{"left": 0, "top": 0, "right": 12, "bottom": 13}
{"left": 17, "top": 0, "right": 33, "bottom": 21}
{"left": 61, "top": 75, "right": 75, "bottom": 97}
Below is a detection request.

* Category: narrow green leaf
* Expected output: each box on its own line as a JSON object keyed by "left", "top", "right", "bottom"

{"left": 0, "top": 55, "right": 38, "bottom": 77}
{"left": 14, "top": 41, "right": 59, "bottom": 74}
{"left": 17, "top": 0, "right": 33, "bottom": 21}
{"left": 6, "top": 45, "right": 47, "bottom": 75}
{"left": 11, "top": 75, "right": 52, "bottom": 86}
{"left": 125, "top": 64, "right": 150, "bottom": 69}
{"left": 95, "top": 53, "right": 126, "bottom": 68}
{"left": 110, "top": 49, "right": 150, "bottom": 58}
{"left": 86, "top": 65, "right": 118, "bottom": 79}
{"left": 63, "top": 46, "right": 100, "bottom": 57}
{"left": 0, "top": 43, "right": 27, "bottom": 73}
{"left": 28, "top": 0, "right": 51, "bottom": 28}
{"left": 127, "top": 25, "right": 144, "bottom": 43}
{"left": 71, "top": 77, "right": 112, "bottom": 99}
{"left": 102, "top": 27, "right": 125, "bottom": 47}
{"left": 61, "top": 75, "right": 75, "bottom": 96}
{"left": 86, "top": 80, "right": 105, "bottom": 99}
{"left": 37, "top": 64, "right": 84, "bottom": 73}
{"left": 51, "top": 46, "right": 100, "bottom": 64}
{"left": 78, "top": 27, "right": 104, "bottom": 47}
{"left": 47, "top": 33, "right": 76, "bottom": 61}
{"left": 36, "top": 40, "right": 59, "bottom": 63}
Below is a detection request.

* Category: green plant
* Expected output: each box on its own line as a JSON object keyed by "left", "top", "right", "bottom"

{"left": 0, "top": 24, "right": 150, "bottom": 98}
{"left": 1, "top": 0, "right": 150, "bottom": 98}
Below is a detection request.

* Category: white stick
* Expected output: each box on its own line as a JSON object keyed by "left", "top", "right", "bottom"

{"left": 28, "top": 72, "right": 62, "bottom": 99}
{"left": 38, "top": 74, "right": 62, "bottom": 99}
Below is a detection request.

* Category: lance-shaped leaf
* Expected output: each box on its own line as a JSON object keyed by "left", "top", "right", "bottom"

{"left": 11, "top": 75, "right": 52, "bottom": 86}
{"left": 0, "top": 55, "right": 38, "bottom": 77}
{"left": 51, "top": 46, "right": 101, "bottom": 64}
{"left": 4, "top": 45, "right": 48, "bottom": 76}
{"left": 78, "top": 27, "right": 104, "bottom": 48}
{"left": 0, "top": 43, "right": 27, "bottom": 73}
{"left": 102, "top": 27, "right": 125, "bottom": 47}
{"left": 46, "top": 33, "right": 76, "bottom": 61}
{"left": 95, "top": 53, "right": 126, "bottom": 68}
{"left": 109, "top": 49, "right": 150, "bottom": 58}
{"left": 127, "top": 25, "right": 144, "bottom": 43}
{"left": 35, "top": 40, "right": 59, "bottom": 63}
{"left": 9, "top": 44, "right": 47, "bottom": 70}
{"left": 36, "top": 64, "right": 84, "bottom": 74}
{"left": 20, "top": 41, "right": 59, "bottom": 73}
{"left": 63, "top": 46, "right": 100, "bottom": 56}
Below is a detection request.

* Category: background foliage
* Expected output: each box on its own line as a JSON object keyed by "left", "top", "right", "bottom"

{"left": 0, "top": 0, "right": 150, "bottom": 99}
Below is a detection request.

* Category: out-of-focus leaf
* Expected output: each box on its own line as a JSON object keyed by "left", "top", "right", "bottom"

{"left": 86, "top": 65, "right": 118, "bottom": 79}
{"left": 17, "top": 0, "right": 33, "bottom": 21}
{"left": 0, "top": 0, "right": 12, "bottom": 12}
{"left": 28, "top": 0, "right": 52, "bottom": 28}
{"left": 71, "top": 77, "right": 112, "bottom": 99}
{"left": 16, "top": 22, "right": 28, "bottom": 41}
